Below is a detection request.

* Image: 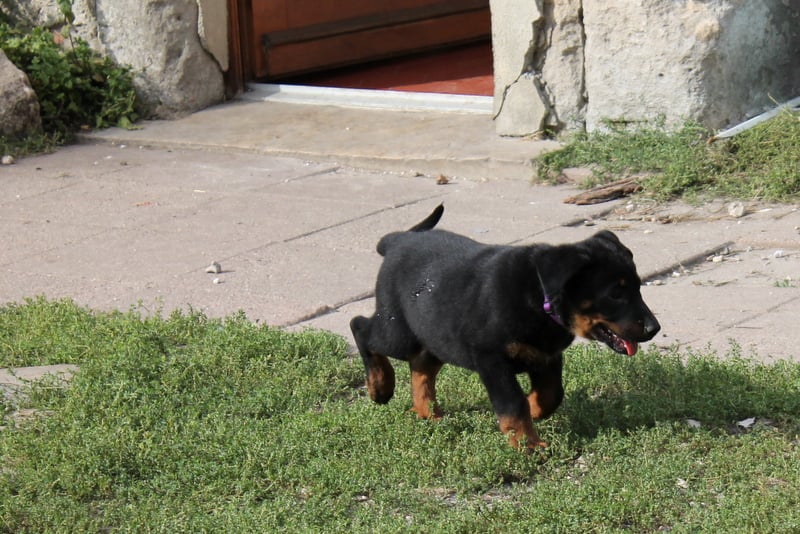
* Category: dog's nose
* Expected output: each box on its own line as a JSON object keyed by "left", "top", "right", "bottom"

{"left": 643, "top": 315, "right": 660, "bottom": 337}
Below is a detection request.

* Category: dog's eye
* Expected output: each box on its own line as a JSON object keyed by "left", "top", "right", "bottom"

{"left": 608, "top": 284, "right": 626, "bottom": 300}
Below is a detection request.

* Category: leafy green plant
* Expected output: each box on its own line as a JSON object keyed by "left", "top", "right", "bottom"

{"left": 0, "top": 23, "right": 137, "bottom": 135}
{"left": 0, "top": 0, "right": 137, "bottom": 149}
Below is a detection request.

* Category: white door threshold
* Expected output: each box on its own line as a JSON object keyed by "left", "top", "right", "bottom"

{"left": 242, "top": 83, "right": 493, "bottom": 115}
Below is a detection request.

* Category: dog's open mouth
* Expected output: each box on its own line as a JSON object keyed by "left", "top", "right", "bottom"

{"left": 592, "top": 324, "right": 638, "bottom": 356}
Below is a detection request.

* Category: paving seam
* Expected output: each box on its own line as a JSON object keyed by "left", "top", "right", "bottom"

{"left": 280, "top": 290, "right": 375, "bottom": 327}
{"left": 641, "top": 241, "right": 736, "bottom": 282}
{"left": 171, "top": 194, "right": 448, "bottom": 277}
{"left": 717, "top": 293, "right": 800, "bottom": 332}
{"left": 280, "top": 194, "right": 448, "bottom": 244}
{"left": 558, "top": 206, "right": 619, "bottom": 228}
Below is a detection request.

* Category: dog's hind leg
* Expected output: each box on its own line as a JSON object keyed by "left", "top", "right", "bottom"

{"left": 350, "top": 316, "right": 396, "bottom": 404}
{"left": 526, "top": 356, "right": 564, "bottom": 420}
{"left": 408, "top": 351, "right": 444, "bottom": 419}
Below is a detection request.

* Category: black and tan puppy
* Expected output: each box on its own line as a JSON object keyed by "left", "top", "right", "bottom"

{"left": 350, "top": 204, "right": 660, "bottom": 450}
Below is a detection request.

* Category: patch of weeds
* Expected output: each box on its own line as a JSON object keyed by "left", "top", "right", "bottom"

{"left": 1, "top": 298, "right": 800, "bottom": 531}
{"left": 712, "top": 109, "right": 800, "bottom": 201}
{"left": 0, "top": 296, "right": 104, "bottom": 368}
{"left": 535, "top": 120, "right": 715, "bottom": 194}
{"left": 535, "top": 111, "right": 800, "bottom": 202}
{"left": 0, "top": 131, "right": 65, "bottom": 159}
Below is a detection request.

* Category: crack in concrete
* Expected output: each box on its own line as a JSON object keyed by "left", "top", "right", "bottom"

{"left": 577, "top": 1, "right": 587, "bottom": 112}
{"left": 492, "top": 5, "right": 547, "bottom": 123}
{"left": 494, "top": 0, "right": 588, "bottom": 133}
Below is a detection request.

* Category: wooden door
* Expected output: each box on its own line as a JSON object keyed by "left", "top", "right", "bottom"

{"left": 249, "top": 0, "right": 490, "bottom": 80}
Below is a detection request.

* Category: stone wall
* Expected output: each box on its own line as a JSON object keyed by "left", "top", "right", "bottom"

{"left": 492, "top": 0, "right": 800, "bottom": 136}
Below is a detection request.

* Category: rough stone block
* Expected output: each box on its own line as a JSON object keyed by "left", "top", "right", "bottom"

{"left": 0, "top": 51, "right": 41, "bottom": 138}
{"left": 492, "top": 0, "right": 800, "bottom": 135}
{"left": 584, "top": 0, "right": 800, "bottom": 131}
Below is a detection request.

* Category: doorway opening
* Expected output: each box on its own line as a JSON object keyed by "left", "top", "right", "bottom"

{"left": 234, "top": 1, "right": 493, "bottom": 98}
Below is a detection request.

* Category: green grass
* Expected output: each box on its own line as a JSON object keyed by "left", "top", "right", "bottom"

{"left": 535, "top": 111, "right": 800, "bottom": 202}
{"left": 2, "top": 297, "right": 800, "bottom": 531}
{"left": 0, "top": 131, "right": 65, "bottom": 160}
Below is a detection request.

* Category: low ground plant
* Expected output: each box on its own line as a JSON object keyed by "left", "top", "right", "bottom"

{"left": 2, "top": 298, "right": 799, "bottom": 531}
{"left": 535, "top": 111, "right": 800, "bottom": 202}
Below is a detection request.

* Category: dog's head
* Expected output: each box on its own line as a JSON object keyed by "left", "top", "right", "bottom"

{"left": 537, "top": 230, "right": 660, "bottom": 355}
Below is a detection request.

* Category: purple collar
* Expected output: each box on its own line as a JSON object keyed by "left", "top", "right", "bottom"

{"left": 543, "top": 295, "right": 565, "bottom": 327}
{"left": 535, "top": 262, "right": 566, "bottom": 328}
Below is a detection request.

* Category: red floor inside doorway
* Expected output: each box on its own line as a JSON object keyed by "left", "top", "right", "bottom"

{"left": 281, "top": 41, "right": 493, "bottom": 96}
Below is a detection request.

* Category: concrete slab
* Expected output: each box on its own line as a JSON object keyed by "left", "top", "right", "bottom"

{"left": 83, "top": 99, "right": 559, "bottom": 181}
{"left": 0, "top": 364, "right": 78, "bottom": 388}
{"left": 643, "top": 285, "right": 800, "bottom": 359}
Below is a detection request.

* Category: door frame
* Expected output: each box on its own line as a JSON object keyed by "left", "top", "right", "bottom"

{"left": 225, "top": 0, "right": 251, "bottom": 98}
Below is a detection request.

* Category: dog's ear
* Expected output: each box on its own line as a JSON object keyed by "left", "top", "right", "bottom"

{"left": 593, "top": 229, "right": 620, "bottom": 244}
{"left": 534, "top": 244, "right": 592, "bottom": 297}
{"left": 592, "top": 230, "right": 633, "bottom": 260}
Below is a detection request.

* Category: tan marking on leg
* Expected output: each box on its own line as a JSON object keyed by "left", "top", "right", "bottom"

{"left": 527, "top": 391, "right": 547, "bottom": 420}
{"left": 409, "top": 353, "right": 443, "bottom": 419}
{"left": 527, "top": 388, "right": 562, "bottom": 420}
{"left": 365, "top": 352, "right": 395, "bottom": 404}
{"left": 498, "top": 415, "right": 547, "bottom": 450}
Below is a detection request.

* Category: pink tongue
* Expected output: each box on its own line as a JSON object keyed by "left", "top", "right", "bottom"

{"left": 623, "top": 340, "right": 638, "bottom": 356}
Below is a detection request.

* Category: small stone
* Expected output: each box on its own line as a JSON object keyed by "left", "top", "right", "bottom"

{"left": 686, "top": 419, "right": 702, "bottom": 429}
{"left": 436, "top": 174, "right": 450, "bottom": 185}
{"left": 711, "top": 255, "right": 723, "bottom": 263}
{"left": 773, "top": 250, "right": 784, "bottom": 259}
{"left": 1, "top": 155, "right": 14, "bottom": 165}
{"left": 737, "top": 417, "right": 756, "bottom": 429}
{"left": 557, "top": 167, "right": 594, "bottom": 184}
{"left": 727, "top": 202, "right": 745, "bottom": 218}
{"left": 212, "top": 277, "right": 222, "bottom": 284}
{"left": 205, "top": 262, "right": 222, "bottom": 274}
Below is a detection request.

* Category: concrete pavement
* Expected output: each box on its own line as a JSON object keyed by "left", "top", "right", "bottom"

{"left": 2, "top": 96, "right": 799, "bottom": 373}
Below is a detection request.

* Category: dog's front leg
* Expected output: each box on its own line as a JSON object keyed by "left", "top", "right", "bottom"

{"left": 526, "top": 355, "right": 565, "bottom": 420}
{"left": 478, "top": 363, "right": 547, "bottom": 450}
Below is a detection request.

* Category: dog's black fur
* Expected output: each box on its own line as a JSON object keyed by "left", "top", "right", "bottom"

{"left": 350, "top": 204, "right": 660, "bottom": 449}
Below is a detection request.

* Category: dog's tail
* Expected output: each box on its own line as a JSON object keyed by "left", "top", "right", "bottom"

{"left": 408, "top": 203, "right": 444, "bottom": 232}
{"left": 377, "top": 204, "right": 444, "bottom": 256}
